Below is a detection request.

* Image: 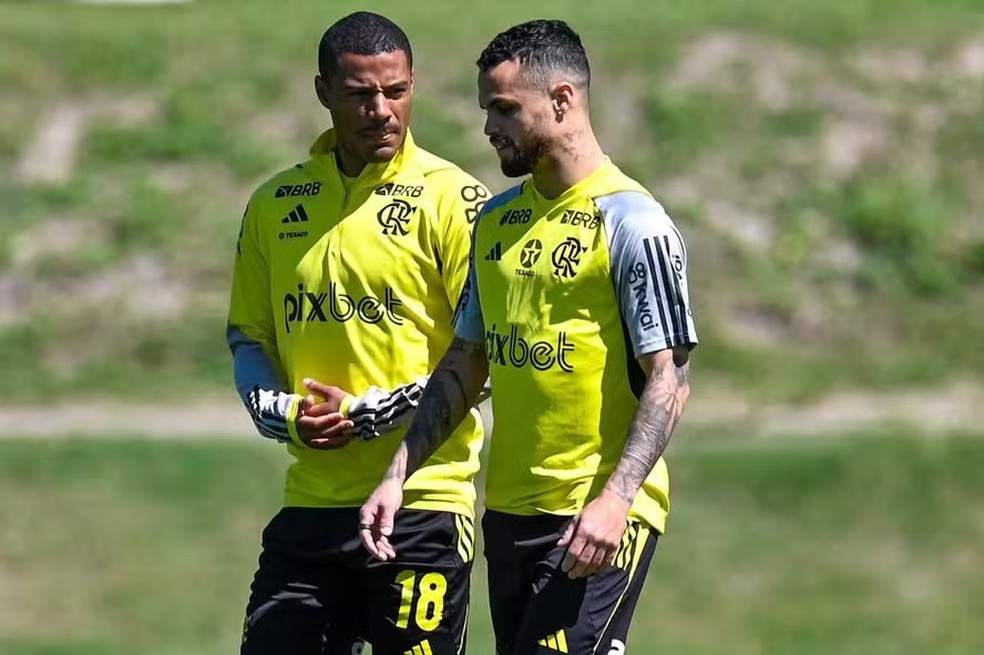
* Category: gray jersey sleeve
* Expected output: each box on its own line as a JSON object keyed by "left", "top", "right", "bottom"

{"left": 597, "top": 191, "right": 698, "bottom": 358}
{"left": 452, "top": 184, "right": 523, "bottom": 344}
{"left": 452, "top": 255, "right": 485, "bottom": 343}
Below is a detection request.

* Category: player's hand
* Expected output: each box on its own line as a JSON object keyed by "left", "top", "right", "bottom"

{"left": 295, "top": 378, "right": 355, "bottom": 449}
{"left": 359, "top": 479, "right": 403, "bottom": 561}
{"left": 557, "top": 490, "right": 631, "bottom": 579}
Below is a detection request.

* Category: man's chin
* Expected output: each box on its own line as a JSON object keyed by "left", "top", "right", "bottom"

{"left": 367, "top": 145, "right": 399, "bottom": 163}
{"left": 500, "top": 160, "right": 532, "bottom": 177}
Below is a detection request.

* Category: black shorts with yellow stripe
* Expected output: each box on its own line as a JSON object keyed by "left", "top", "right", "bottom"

{"left": 482, "top": 510, "right": 657, "bottom": 655}
{"left": 241, "top": 506, "right": 475, "bottom": 655}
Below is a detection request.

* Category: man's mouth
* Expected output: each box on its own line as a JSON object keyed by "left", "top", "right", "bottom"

{"left": 490, "top": 136, "right": 512, "bottom": 151}
{"left": 363, "top": 127, "right": 397, "bottom": 139}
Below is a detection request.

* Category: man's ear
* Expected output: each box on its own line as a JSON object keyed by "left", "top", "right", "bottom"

{"left": 550, "top": 81, "right": 575, "bottom": 121}
{"left": 315, "top": 74, "right": 332, "bottom": 111}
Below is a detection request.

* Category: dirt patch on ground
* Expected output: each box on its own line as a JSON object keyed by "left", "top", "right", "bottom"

{"left": 668, "top": 31, "right": 814, "bottom": 111}
{"left": 2, "top": 383, "right": 981, "bottom": 440}
{"left": 2, "top": 251, "right": 191, "bottom": 330}
{"left": 14, "top": 95, "right": 158, "bottom": 186}
{"left": 10, "top": 216, "right": 110, "bottom": 267}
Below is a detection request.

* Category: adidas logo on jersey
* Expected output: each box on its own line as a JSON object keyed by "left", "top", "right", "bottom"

{"left": 404, "top": 640, "right": 433, "bottom": 655}
{"left": 281, "top": 204, "right": 309, "bottom": 224}
{"left": 538, "top": 630, "right": 569, "bottom": 653}
{"left": 484, "top": 242, "right": 503, "bottom": 261}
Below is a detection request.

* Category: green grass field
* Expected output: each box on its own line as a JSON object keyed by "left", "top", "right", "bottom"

{"left": 2, "top": 433, "right": 982, "bottom": 654}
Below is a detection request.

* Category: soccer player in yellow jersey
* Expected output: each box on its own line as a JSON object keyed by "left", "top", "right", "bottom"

{"left": 362, "top": 19, "right": 697, "bottom": 654}
{"left": 227, "top": 12, "right": 489, "bottom": 655}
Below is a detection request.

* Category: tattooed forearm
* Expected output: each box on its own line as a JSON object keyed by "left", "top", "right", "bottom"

{"left": 383, "top": 442, "right": 409, "bottom": 481}
{"left": 605, "top": 354, "right": 691, "bottom": 504}
{"left": 389, "top": 338, "right": 488, "bottom": 481}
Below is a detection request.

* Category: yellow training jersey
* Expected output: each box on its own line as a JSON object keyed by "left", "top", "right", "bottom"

{"left": 454, "top": 158, "right": 697, "bottom": 532}
{"left": 228, "top": 129, "right": 489, "bottom": 517}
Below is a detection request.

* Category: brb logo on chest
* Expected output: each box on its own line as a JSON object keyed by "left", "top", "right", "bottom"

{"left": 558, "top": 209, "right": 600, "bottom": 229}
{"left": 375, "top": 182, "right": 424, "bottom": 198}
{"left": 377, "top": 199, "right": 417, "bottom": 236}
{"left": 282, "top": 284, "right": 403, "bottom": 333}
{"left": 275, "top": 182, "right": 321, "bottom": 198}
{"left": 499, "top": 208, "right": 532, "bottom": 225}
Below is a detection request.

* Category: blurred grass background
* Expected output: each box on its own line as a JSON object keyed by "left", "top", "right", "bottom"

{"left": 1, "top": 0, "right": 982, "bottom": 401}
{"left": 1, "top": 0, "right": 983, "bottom": 653}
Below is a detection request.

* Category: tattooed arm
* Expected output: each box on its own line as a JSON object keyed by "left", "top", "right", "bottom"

{"left": 604, "top": 346, "right": 691, "bottom": 503}
{"left": 558, "top": 346, "right": 692, "bottom": 579}
{"left": 380, "top": 337, "right": 488, "bottom": 483}
{"left": 359, "top": 336, "right": 489, "bottom": 560}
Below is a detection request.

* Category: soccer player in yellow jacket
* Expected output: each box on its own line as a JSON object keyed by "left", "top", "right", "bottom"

{"left": 227, "top": 12, "right": 488, "bottom": 655}
{"left": 362, "top": 20, "right": 697, "bottom": 655}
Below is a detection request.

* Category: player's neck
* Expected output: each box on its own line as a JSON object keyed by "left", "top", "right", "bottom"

{"left": 335, "top": 143, "right": 368, "bottom": 178}
{"left": 532, "top": 130, "right": 605, "bottom": 200}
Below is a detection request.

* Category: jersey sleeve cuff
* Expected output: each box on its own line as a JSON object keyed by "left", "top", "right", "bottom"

{"left": 338, "top": 394, "right": 355, "bottom": 419}
{"left": 285, "top": 395, "right": 307, "bottom": 448}
{"left": 634, "top": 334, "right": 699, "bottom": 358}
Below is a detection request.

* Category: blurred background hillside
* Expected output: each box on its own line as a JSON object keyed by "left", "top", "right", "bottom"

{"left": 1, "top": 1, "right": 982, "bottom": 654}
{"left": 2, "top": 0, "right": 982, "bottom": 402}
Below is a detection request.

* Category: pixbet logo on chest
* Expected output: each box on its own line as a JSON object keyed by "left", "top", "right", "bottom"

{"left": 485, "top": 324, "right": 575, "bottom": 372}
{"left": 282, "top": 284, "right": 403, "bottom": 332}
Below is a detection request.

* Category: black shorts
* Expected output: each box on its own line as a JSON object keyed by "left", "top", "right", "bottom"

{"left": 241, "top": 506, "right": 475, "bottom": 655}
{"left": 483, "top": 510, "right": 657, "bottom": 655}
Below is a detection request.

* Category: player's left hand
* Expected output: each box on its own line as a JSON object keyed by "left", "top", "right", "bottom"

{"left": 557, "top": 490, "right": 631, "bottom": 579}
{"left": 359, "top": 478, "right": 403, "bottom": 561}
{"left": 296, "top": 378, "right": 355, "bottom": 449}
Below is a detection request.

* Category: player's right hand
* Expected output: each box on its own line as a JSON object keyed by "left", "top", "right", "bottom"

{"left": 295, "top": 393, "right": 355, "bottom": 449}
{"left": 359, "top": 479, "right": 402, "bottom": 561}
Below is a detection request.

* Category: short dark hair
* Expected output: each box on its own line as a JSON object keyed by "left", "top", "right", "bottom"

{"left": 318, "top": 11, "right": 413, "bottom": 78}
{"left": 476, "top": 19, "right": 590, "bottom": 89}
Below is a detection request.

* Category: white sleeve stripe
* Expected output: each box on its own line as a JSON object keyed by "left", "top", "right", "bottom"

{"left": 351, "top": 403, "right": 416, "bottom": 432}
{"left": 245, "top": 385, "right": 291, "bottom": 439}
{"left": 646, "top": 235, "right": 691, "bottom": 344}
{"left": 255, "top": 411, "right": 287, "bottom": 427}
{"left": 348, "top": 385, "right": 423, "bottom": 440}
{"left": 351, "top": 391, "right": 420, "bottom": 430}
{"left": 661, "top": 234, "right": 693, "bottom": 344}
{"left": 347, "top": 383, "right": 423, "bottom": 423}
{"left": 247, "top": 387, "right": 285, "bottom": 423}
{"left": 642, "top": 237, "right": 678, "bottom": 341}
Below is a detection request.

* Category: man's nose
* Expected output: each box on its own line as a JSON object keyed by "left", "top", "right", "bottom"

{"left": 368, "top": 93, "right": 391, "bottom": 120}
